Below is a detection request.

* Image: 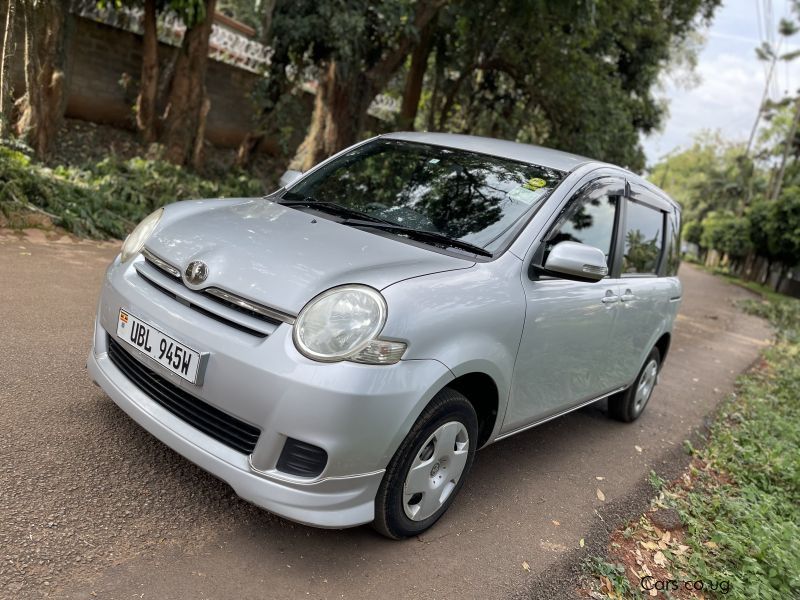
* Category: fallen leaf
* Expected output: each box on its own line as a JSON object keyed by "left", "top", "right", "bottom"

{"left": 640, "top": 541, "right": 659, "bottom": 551}
{"left": 653, "top": 551, "right": 667, "bottom": 567}
{"left": 661, "top": 531, "right": 671, "bottom": 544}
{"left": 522, "top": 561, "right": 530, "bottom": 572}
{"left": 596, "top": 488, "right": 605, "bottom": 501}
{"left": 596, "top": 476, "right": 606, "bottom": 481}
{"left": 579, "top": 538, "right": 585, "bottom": 548}
{"left": 19, "top": 252, "right": 31, "bottom": 256}
{"left": 599, "top": 575, "right": 612, "bottom": 594}
{"left": 649, "top": 588, "right": 658, "bottom": 597}
{"left": 552, "top": 520, "right": 560, "bottom": 526}
{"left": 635, "top": 445, "right": 643, "bottom": 453}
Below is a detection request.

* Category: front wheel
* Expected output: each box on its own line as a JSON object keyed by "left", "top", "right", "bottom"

{"left": 373, "top": 388, "right": 478, "bottom": 539}
{"left": 608, "top": 348, "right": 661, "bottom": 422}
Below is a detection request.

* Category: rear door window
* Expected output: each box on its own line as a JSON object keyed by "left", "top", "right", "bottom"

{"left": 622, "top": 200, "right": 664, "bottom": 275}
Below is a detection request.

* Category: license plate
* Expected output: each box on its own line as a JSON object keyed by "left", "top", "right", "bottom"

{"left": 116, "top": 309, "right": 205, "bottom": 384}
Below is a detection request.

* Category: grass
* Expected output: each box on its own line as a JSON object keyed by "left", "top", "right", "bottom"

{"left": 585, "top": 278, "right": 800, "bottom": 599}
{"left": 0, "top": 143, "right": 265, "bottom": 239}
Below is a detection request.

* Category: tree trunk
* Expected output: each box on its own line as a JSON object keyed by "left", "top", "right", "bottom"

{"left": 426, "top": 46, "right": 442, "bottom": 131}
{"left": 291, "top": 0, "right": 445, "bottom": 169}
{"left": 15, "top": 0, "right": 67, "bottom": 157}
{"left": 290, "top": 61, "right": 372, "bottom": 172}
{"left": 192, "top": 95, "right": 210, "bottom": 169}
{"left": 161, "top": 0, "right": 216, "bottom": 166}
{"left": 398, "top": 20, "right": 434, "bottom": 131}
{"left": 234, "top": 0, "right": 280, "bottom": 168}
{"left": 0, "top": 0, "right": 16, "bottom": 137}
{"left": 260, "top": 0, "right": 277, "bottom": 44}
{"left": 136, "top": 0, "right": 158, "bottom": 143}
{"left": 438, "top": 66, "right": 471, "bottom": 129}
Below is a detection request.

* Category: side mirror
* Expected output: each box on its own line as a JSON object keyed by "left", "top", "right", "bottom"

{"left": 543, "top": 241, "right": 608, "bottom": 282}
{"left": 279, "top": 169, "right": 303, "bottom": 188}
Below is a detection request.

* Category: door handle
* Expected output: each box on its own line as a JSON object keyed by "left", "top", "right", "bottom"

{"left": 621, "top": 289, "right": 636, "bottom": 302}
{"left": 601, "top": 293, "right": 619, "bottom": 304}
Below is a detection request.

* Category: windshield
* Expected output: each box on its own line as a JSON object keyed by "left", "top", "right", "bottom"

{"left": 282, "top": 139, "right": 565, "bottom": 253}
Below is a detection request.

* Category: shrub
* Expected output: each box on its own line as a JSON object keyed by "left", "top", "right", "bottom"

{"left": 0, "top": 147, "right": 265, "bottom": 239}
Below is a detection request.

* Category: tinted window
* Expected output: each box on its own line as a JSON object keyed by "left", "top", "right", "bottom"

{"left": 285, "top": 139, "right": 564, "bottom": 252}
{"left": 548, "top": 193, "right": 619, "bottom": 261}
{"left": 666, "top": 210, "right": 681, "bottom": 276}
{"left": 622, "top": 200, "right": 664, "bottom": 275}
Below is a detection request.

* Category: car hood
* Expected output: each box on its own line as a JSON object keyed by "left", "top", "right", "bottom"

{"left": 145, "top": 198, "right": 475, "bottom": 315}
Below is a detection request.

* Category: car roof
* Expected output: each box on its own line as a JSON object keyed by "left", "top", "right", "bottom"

{"left": 381, "top": 131, "right": 681, "bottom": 213}
{"left": 382, "top": 131, "right": 597, "bottom": 173}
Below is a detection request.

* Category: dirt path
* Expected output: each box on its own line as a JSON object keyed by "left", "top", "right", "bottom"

{"left": 0, "top": 229, "right": 771, "bottom": 600}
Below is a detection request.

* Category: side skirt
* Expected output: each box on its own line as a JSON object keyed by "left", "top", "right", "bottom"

{"left": 492, "top": 386, "right": 627, "bottom": 442}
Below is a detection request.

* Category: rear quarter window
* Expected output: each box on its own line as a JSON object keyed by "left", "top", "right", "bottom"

{"left": 666, "top": 209, "right": 681, "bottom": 276}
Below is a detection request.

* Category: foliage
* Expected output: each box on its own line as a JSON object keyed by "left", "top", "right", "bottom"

{"left": 587, "top": 289, "right": 800, "bottom": 600}
{"left": 649, "top": 132, "right": 758, "bottom": 224}
{"left": 415, "top": 0, "right": 720, "bottom": 172}
{"left": 699, "top": 211, "right": 752, "bottom": 259}
{"left": 674, "top": 333, "right": 800, "bottom": 599}
{"left": 98, "top": 0, "right": 209, "bottom": 26}
{"left": 0, "top": 146, "right": 262, "bottom": 238}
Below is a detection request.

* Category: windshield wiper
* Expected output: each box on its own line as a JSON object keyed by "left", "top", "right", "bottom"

{"left": 278, "top": 198, "right": 394, "bottom": 225}
{"left": 340, "top": 219, "right": 493, "bottom": 258}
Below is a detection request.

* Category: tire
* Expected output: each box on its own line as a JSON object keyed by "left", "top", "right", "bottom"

{"left": 372, "top": 388, "right": 479, "bottom": 539}
{"left": 608, "top": 347, "right": 661, "bottom": 423}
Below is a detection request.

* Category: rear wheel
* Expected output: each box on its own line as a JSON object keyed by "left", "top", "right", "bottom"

{"left": 608, "top": 348, "right": 661, "bottom": 422}
{"left": 373, "top": 388, "right": 478, "bottom": 539}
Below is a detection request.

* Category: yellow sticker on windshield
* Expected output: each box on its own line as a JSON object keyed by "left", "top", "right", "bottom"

{"left": 523, "top": 177, "right": 547, "bottom": 191}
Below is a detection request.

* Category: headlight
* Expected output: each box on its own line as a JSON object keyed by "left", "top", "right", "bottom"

{"left": 120, "top": 208, "right": 164, "bottom": 262}
{"left": 293, "top": 285, "right": 406, "bottom": 364}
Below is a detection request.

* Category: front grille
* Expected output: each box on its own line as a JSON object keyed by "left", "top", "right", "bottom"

{"left": 142, "top": 250, "right": 294, "bottom": 327}
{"left": 134, "top": 269, "right": 268, "bottom": 338}
{"left": 107, "top": 336, "right": 261, "bottom": 454}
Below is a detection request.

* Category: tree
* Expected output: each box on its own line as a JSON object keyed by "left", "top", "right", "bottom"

{"left": 100, "top": 0, "right": 212, "bottom": 152}
{"left": 397, "top": 17, "right": 435, "bottom": 130}
{"left": 13, "top": 0, "right": 69, "bottom": 157}
{"left": 137, "top": 0, "right": 159, "bottom": 142}
{"left": 0, "top": 0, "right": 17, "bottom": 138}
{"left": 285, "top": 0, "right": 446, "bottom": 171}
{"left": 405, "top": 0, "right": 720, "bottom": 171}
{"left": 748, "top": 193, "right": 800, "bottom": 289}
{"left": 649, "top": 132, "right": 757, "bottom": 223}
{"left": 161, "top": 0, "right": 217, "bottom": 166}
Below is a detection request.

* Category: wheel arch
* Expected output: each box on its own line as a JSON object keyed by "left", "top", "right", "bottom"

{"left": 654, "top": 331, "right": 671, "bottom": 365}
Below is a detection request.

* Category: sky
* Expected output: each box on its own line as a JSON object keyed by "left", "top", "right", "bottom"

{"left": 642, "top": 0, "right": 800, "bottom": 165}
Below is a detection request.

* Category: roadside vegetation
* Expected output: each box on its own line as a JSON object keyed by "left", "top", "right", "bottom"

{"left": 0, "top": 143, "right": 262, "bottom": 239}
{"left": 584, "top": 283, "right": 800, "bottom": 599}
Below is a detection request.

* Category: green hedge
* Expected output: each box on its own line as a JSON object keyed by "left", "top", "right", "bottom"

{"left": 0, "top": 147, "right": 265, "bottom": 239}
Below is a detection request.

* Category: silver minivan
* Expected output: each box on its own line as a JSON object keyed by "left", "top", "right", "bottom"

{"left": 88, "top": 133, "right": 682, "bottom": 538}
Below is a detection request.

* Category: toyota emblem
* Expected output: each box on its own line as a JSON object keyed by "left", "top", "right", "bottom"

{"left": 184, "top": 261, "right": 208, "bottom": 285}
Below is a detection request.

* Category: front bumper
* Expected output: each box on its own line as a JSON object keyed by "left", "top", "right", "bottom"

{"left": 88, "top": 256, "right": 453, "bottom": 528}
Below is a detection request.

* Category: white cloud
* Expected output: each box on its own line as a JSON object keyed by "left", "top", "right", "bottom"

{"left": 642, "top": 0, "right": 800, "bottom": 166}
{"left": 644, "top": 52, "right": 765, "bottom": 163}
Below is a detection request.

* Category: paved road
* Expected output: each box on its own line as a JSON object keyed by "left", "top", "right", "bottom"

{"left": 0, "top": 229, "right": 771, "bottom": 600}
